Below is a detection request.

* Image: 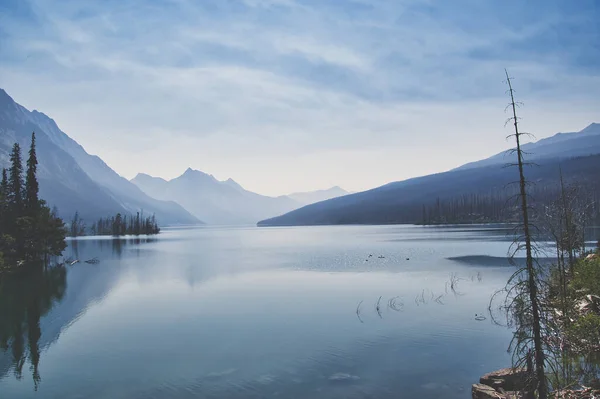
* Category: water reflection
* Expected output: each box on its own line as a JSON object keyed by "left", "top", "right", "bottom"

{"left": 67, "top": 236, "right": 157, "bottom": 260}
{"left": 0, "top": 237, "right": 157, "bottom": 391}
{"left": 0, "top": 226, "right": 569, "bottom": 398}
{"left": 0, "top": 264, "right": 67, "bottom": 388}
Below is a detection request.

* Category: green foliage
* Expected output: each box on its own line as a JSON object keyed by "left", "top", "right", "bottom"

{"left": 567, "top": 314, "right": 600, "bottom": 353}
{"left": 0, "top": 133, "right": 66, "bottom": 270}
{"left": 69, "top": 211, "right": 86, "bottom": 237}
{"left": 24, "top": 132, "right": 40, "bottom": 214}
{"left": 571, "top": 257, "right": 600, "bottom": 296}
{"left": 8, "top": 142, "right": 24, "bottom": 215}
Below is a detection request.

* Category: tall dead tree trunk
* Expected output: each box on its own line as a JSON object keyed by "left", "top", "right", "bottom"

{"left": 505, "top": 69, "right": 547, "bottom": 399}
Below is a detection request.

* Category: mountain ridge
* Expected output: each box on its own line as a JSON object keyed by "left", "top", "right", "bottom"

{"left": 131, "top": 169, "right": 349, "bottom": 225}
{"left": 258, "top": 123, "right": 600, "bottom": 227}
{"left": 132, "top": 168, "right": 299, "bottom": 225}
{"left": 0, "top": 88, "right": 200, "bottom": 225}
{"left": 456, "top": 123, "right": 600, "bottom": 171}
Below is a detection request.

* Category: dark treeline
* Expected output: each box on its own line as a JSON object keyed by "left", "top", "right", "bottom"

{"left": 421, "top": 185, "right": 600, "bottom": 225}
{"left": 0, "top": 133, "right": 66, "bottom": 269}
{"left": 421, "top": 189, "right": 511, "bottom": 225}
{"left": 70, "top": 211, "right": 160, "bottom": 237}
{"left": 420, "top": 164, "right": 600, "bottom": 226}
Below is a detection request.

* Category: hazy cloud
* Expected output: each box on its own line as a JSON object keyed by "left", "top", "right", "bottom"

{"left": 1, "top": 0, "right": 598, "bottom": 195}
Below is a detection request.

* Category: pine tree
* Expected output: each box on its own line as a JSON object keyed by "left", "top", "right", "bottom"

{"left": 0, "top": 168, "right": 7, "bottom": 230}
{"left": 113, "top": 213, "right": 122, "bottom": 236}
{"left": 0, "top": 169, "right": 8, "bottom": 259}
{"left": 24, "top": 132, "right": 40, "bottom": 214}
{"left": 8, "top": 143, "right": 24, "bottom": 214}
{"left": 1, "top": 137, "right": 67, "bottom": 267}
{"left": 0, "top": 168, "right": 7, "bottom": 199}
{"left": 36, "top": 206, "right": 66, "bottom": 258}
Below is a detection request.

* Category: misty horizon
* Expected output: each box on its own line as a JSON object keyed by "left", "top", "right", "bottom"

{"left": 3, "top": 88, "right": 597, "bottom": 198}
{"left": 1, "top": 0, "right": 598, "bottom": 196}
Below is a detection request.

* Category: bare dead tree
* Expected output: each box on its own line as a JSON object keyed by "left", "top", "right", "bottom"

{"left": 504, "top": 69, "right": 548, "bottom": 399}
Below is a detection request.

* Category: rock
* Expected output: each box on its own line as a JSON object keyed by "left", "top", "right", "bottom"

{"left": 472, "top": 383, "right": 499, "bottom": 399}
{"left": 585, "top": 253, "right": 598, "bottom": 261}
{"left": 586, "top": 294, "right": 600, "bottom": 305}
{"left": 480, "top": 368, "right": 528, "bottom": 392}
{"left": 576, "top": 295, "right": 600, "bottom": 314}
{"left": 472, "top": 383, "right": 524, "bottom": 399}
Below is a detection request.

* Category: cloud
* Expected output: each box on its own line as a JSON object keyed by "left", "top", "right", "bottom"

{"left": 0, "top": 0, "right": 598, "bottom": 195}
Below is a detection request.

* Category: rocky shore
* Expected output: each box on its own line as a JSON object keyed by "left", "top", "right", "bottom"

{"left": 472, "top": 368, "right": 530, "bottom": 399}
{"left": 473, "top": 367, "right": 600, "bottom": 398}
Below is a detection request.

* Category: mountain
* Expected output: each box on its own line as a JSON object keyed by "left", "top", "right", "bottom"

{"left": 287, "top": 186, "right": 349, "bottom": 205}
{"left": 0, "top": 89, "right": 200, "bottom": 225}
{"left": 457, "top": 123, "right": 600, "bottom": 170}
{"left": 132, "top": 169, "right": 302, "bottom": 225}
{"left": 258, "top": 124, "right": 600, "bottom": 227}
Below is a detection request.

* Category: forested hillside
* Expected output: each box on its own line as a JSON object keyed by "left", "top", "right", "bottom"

{"left": 259, "top": 154, "right": 600, "bottom": 226}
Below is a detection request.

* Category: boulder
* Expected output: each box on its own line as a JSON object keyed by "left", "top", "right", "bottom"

{"left": 576, "top": 295, "right": 600, "bottom": 315}
{"left": 480, "top": 368, "right": 528, "bottom": 391}
{"left": 472, "top": 383, "right": 500, "bottom": 399}
{"left": 472, "top": 383, "right": 524, "bottom": 399}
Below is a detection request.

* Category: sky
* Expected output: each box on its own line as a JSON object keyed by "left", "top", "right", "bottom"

{"left": 0, "top": 0, "right": 599, "bottom": 197}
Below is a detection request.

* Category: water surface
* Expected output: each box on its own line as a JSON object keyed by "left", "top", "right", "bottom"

{"left": 1, "top": 225, "right": 528, "bottom": 398}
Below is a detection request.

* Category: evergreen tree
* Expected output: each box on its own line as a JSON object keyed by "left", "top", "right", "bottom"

{"left": 24, "top": 132, "right": 40, "bottom": 214}
{"left": 113, "top": 213, "right": 122, "bottom": 236}
{"left": 0, "top": 168, "right": 7, "bottom": 199}
{"left": 36, "top": 207, "right": 67, "bottom": 259}
{"left": 8, "top": 143, "right": 24, "bottom": 214}
{"left": 83, "top": 212, "right": 161, "bottom": 237}
{"left": 1, "top": 136, "right": 66, "bottom": 268}
{"left": 0, "top": 169, "right": 7, "bottom": 232}
{"left": 7, "top": 143, "right": 25, "bottom": 255}
{"left": 0, "top": 169, "right": 8, "bottom": 263}
{"left": 70, "top": 212, "right": 86, "bottom": 237}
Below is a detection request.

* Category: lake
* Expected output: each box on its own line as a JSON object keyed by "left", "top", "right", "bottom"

{"left": 0, "top": 225, "right": 537, "bottom": 398}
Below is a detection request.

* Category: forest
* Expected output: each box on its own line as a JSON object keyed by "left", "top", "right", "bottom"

{"left": 420, "top": 176, "right": 600, "bottom": 228}
{"left": 0, "top": 133, "right": 66, "bottom": 271}
{"left": 69, "top": 211, "right": 160, "bottom": 237}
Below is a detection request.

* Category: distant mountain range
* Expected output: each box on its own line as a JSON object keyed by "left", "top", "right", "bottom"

{"left": 6, "top": 86, "right": 595, "bottom": 229}
{"left": 456, "top": 123, "right": 600, "bottom": 170}
{"left": 258, "top": 123, "right": 600, "bottom": 226}
{"left": 131, "top": 170, "right": 349, "bottom": 225}
{"left": 0, "top": 89, "right": 199, "bottom": 226}
{"left": 287, "top": 186, "right": 349, "bottom": 205}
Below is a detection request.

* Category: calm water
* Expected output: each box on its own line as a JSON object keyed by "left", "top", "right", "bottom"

{"left": 1, "top": 225, "right": 534, "bottom": 398}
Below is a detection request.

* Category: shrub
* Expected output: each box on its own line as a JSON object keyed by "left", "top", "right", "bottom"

{"left": 567, "top": 313, "right": 600, "bottom": 352}
{"left": 571, "top": 257, "right": 600, "bottom": 296}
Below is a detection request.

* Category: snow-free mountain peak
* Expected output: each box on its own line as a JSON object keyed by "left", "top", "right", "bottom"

{"left": 223, "top": 177, "right": 245, "bottom": 191}
{"left": 132, "top": 169, "right": 300, "bottom": 224}
{"left": 455, "top": 123, "right": 600, "bottom": 171}
{"left": 580, "top": 122, "right": 600, "bottom": 134}
{"left": 0, "top": 88, "right": 200, "bottom": 225}
{"left": 131, "top": 169, "right": 348, "bottom": 225}
{"left": 179, "top": 167, "right": 219, "bottom": 182}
